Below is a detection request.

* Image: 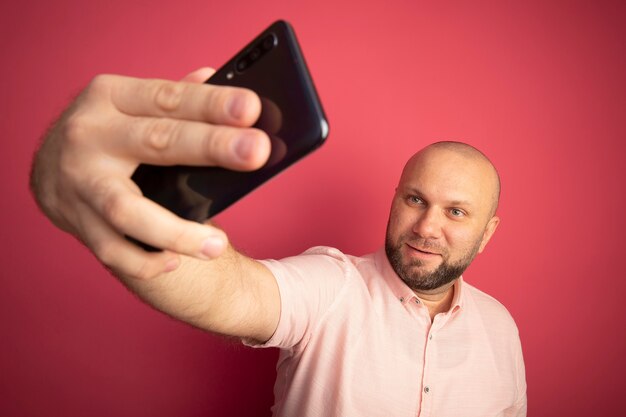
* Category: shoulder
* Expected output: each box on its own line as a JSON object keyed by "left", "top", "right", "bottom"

{"left": 462, "top": 280, "right": 519, "bottom": 334}
{"left": 302, "top": 246, "right": 367, "bottom": 265}
{"left": 258, "top": 247, "right": 372, "bottom": 294}
{"left": 262, "top": 246, "right": 366, "bottom": 276}
{"left": 250, "top": 247, "right": 370, "bottom": 349}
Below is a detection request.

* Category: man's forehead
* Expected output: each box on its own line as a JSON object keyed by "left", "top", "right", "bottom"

{"left": 398, "top": 143, "right": 500, "bottom": 213}
{"left": 401, "top": 150, "right": 483, "bottom": 185}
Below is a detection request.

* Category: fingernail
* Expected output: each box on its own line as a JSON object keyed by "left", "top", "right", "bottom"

{"left": 201, "top": 236, "right": 226, "bottom": 258}
{"left": 227, "top": 93, "right": 248, "bottom": 120}
{"left": 234, "top": 133, "right": 257, "bottom": 161}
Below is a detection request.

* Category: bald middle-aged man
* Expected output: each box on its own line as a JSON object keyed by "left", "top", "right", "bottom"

{"left": 30, "top": 69, "right": 527, "bottom": 416}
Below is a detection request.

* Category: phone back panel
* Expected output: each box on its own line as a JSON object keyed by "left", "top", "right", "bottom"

{"left": 132, "top": 20, "right": 328, "bottom": 223}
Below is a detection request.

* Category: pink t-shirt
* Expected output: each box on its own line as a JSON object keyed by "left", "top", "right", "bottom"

{"left": 248, "top": 246, "right": 526, "bottom": 417}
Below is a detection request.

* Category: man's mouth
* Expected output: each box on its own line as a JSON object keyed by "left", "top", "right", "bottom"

{"left": 405, "top": 243, "right": 443, "bottom": 257}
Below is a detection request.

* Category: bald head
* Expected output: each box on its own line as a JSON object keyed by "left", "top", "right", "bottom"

{"left": 400, "top": 141, "right": 501, "bottom": 218}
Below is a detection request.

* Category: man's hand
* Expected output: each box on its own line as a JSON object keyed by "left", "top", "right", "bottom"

{"left": 30, "top": 68, "right": 271, "bottom": 280}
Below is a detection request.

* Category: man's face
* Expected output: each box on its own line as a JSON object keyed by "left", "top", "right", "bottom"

{"left": 385, "top": 147, "right": 499, "bottom": 292}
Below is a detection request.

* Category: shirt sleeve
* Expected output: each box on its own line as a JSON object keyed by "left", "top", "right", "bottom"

{"left": 504, "top": 330, "right": 527, "bottom": 417}
{"left": 243, "top": 246, "right": 354, "bottom": 351}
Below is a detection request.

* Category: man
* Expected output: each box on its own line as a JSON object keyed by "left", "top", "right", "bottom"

{"left": 30, "top": 69, "right": 526, "bottom": 416}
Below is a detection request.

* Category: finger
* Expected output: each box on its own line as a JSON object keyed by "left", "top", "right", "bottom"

{"left": 110, "top": 114, "right": 271, "bottom": 170}
{"left": 90, "top": 74, "right": 261, "bottom": 127}
{"left": 79, "top": 175, "right": 229, "bottom": 259}
{"left": 180, "top": 67, "right": 216, "bottom": 83}
{"left": 77, "top": 205, "right": 181, "bottom": 280}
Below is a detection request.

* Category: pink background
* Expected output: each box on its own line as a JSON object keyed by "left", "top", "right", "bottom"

{"left": 2, "top": 0, "right": 625, "bottom": 416}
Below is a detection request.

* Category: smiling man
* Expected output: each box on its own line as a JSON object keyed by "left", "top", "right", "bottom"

{"left": 244, "top": 142, "right": 526, "bottom": 416}
{"left": 31, "top": 73, "right": 526, "bottom": 416}
{"left": 385, "top": 142, "right": 501, "bottom": 317}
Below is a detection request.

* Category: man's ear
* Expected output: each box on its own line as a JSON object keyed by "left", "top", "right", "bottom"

{"left": 478, "top": 216, "right": 500, "bottom": 254}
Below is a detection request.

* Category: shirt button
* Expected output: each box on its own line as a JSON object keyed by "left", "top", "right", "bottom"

{"left": 429, "top": 334, "right": 433, "bottom": 340}
{"left": 399, "top": 297, "right": 405, "bottom": 302}
{"left": 415, "top": 299, "right": 420, "bottom": 304}
{"left": 424, "top": 386, "right": 430, "bottom": 393}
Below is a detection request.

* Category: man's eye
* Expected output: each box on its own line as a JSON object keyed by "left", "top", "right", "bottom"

{"left": 450, "top": 208, "right": 465, "bottom": 217}
{"left": 408, "top": 196, "right": 423, "bottom": 205}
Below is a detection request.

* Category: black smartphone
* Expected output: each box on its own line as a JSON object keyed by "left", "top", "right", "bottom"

{"left": 131, "top": 20, "right": 328, "bottom": 236}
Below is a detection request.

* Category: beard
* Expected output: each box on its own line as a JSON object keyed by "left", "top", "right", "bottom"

{"left": 385, "top": 233, "right": 481, "bottom": 292}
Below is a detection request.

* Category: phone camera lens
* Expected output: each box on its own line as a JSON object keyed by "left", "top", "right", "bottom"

{"left": 236, "top": 58, "right": 248, "bottom": 72}
{"left": 262, "top": 34, "right": 276, "bottom": 51}
{"left": 250, "top": 48, "right": 261, "bottom": 61}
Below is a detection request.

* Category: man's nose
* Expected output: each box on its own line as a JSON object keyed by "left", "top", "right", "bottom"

{"left": 412, "top": 208, "right": 443, "bottom": 239}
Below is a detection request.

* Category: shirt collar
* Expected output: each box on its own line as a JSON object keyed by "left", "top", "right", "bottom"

{"left": 374, "top": 247, "right": 465, "bottom": 313}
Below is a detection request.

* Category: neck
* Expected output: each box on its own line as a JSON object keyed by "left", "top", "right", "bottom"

{"left": 414, "top": 280, "right": 456, "bottom": 322}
